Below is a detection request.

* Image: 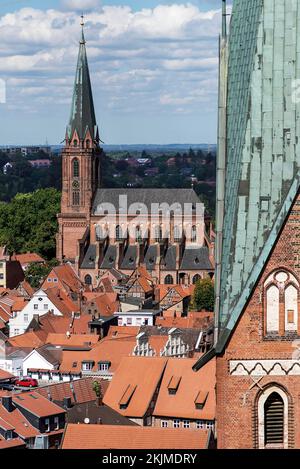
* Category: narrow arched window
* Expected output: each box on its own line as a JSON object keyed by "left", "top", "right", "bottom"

{"left": 193, "top": 274, "right": 201, "bottom": 284}
{"left": 72, "top": 191, "right": 80, "bottom": 206}
{"left": 174, "top": 226, "right": 181, "bottom": 243}
{"left": 155, "top": 225, "right": 162, "bottom": 242}
{"left": 264, "top": 392, "right": 284, "bottom": 447}
{"left": 165, "top": 275, "right": 173, "bottom": 285}
{"left": 191, "top": 225, "right": 197, "bottom": 242}
{"left": 136, "top": 226, "right": 142, "bottom": 242}
{"left": 266, "top": 285, "right": 279, "bottom": 333}
{"left": 85, "top": 275, "right": 92, "bottom": 286}
{"left": 116, "top": 225, "right": 122, "bottom": 242}
{"left": 73, "top": 158, "right": 79, "bottom": 178}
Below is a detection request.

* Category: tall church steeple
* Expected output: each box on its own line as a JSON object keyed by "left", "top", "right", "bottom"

{"left": 67, "top": 16, "right": 99, "bottom": 146}
{"left": 57, "top": 18, "right": 102, "bottom": 262}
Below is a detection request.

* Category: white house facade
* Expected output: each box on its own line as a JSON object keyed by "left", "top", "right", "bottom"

{"left": 9, "top": 289, "right": 63, "bottom": 337}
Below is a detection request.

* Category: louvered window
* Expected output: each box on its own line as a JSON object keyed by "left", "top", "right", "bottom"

{"left": 264, "top": 392, "right": 284, "bottom": 446}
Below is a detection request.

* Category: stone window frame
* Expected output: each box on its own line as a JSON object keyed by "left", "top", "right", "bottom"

{"left": 253, "top": 383, "right": 293, "bottom": 449}
{"left": 263, "top": 268, "right": 300, "bottom": 337}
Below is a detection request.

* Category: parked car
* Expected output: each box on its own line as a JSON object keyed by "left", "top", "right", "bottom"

{"left": 15, "top": 377, "right": 38, "bottom": 388}
{"left": 0, "top": 383, "right": 15, "bottom": 391}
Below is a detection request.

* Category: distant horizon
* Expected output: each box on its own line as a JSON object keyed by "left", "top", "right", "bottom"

{"left": 0, "top": 143, "right": 217, "bottom": 148}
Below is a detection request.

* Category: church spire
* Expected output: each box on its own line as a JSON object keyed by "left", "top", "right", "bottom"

{"left": 67, "top": 16, "right": 98, "bottom": 144}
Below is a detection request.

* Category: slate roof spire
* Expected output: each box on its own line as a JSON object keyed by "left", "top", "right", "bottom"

{"left": 67, "top": 16, "right": 98, "bottom": 143}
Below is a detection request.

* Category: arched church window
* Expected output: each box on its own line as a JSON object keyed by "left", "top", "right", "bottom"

{"left": 264, "top": 270, "right": 299, "bottom": 335}
{"left": 155, "top": 225, "right": 163, "bottom": 242}
{"left": 72, "top": 191, "right": 80, "bottom": 206}
{"left": 86, "top": 140, "right": 91, "bottom": 149}
{"left": 73, "top": 158, "right": 80, "bottom": 178}
{"left": 73, "top": 139, "right": 78, "bottom": 147}
{"left": 266, "top": 285, "right": 279, "bottom": 333}
{"left": 116, "top": 225, "right": 122, "bottom": 241}
{"left": 174, "top": 226, "right": 182, "bottom": 243}
{"left": 85, "top": 275, "right": 92, "bottom": 285}
{"left": 193, "top": 274, "right": 201, "bottom": 284}
{"left": 136, "top": 226, "right": 142, "bottom": 242}
{"left": 165, "top": 275, "right": 173, "bottom": 285}
{"left": 191, "top": 225, "right": 197, "bottom": 242}
{"left": 264, "top": 392, "right": 284, "bottom": 446}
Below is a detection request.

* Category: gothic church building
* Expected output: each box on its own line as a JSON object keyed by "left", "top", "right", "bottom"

{"left": 57, "top": 24, "right": 214, "bottom": 287}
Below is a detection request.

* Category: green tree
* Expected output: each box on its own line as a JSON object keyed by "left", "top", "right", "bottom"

{"left": 192, "top": 278, "right": 215, "bottom": 311}
{"left": 25, "top": 259, "right": 59, "bottom": 288}
{"left": 0, "top": 188, "right": 61, "bottom": 260}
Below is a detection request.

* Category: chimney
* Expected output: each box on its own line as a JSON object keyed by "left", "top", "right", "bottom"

{"left": 63, "top": 397, "right": 72, "bottom": 409}
{"left": 2, "top": 396, "right": 14, "bottom": 413}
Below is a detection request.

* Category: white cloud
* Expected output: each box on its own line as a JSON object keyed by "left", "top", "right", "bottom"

{"left": 0, "top": 3, "right": 222, "bottom": 142}
{"left": 62, "top": 0, "right": 101, "bottom": 11}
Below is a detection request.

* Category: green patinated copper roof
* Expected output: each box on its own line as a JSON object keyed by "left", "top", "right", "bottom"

{"left": 194, "top": 0, "right": 300, "bottom": 369}
{"left": 67, "top": 27, "right": 98, "bottom": 141}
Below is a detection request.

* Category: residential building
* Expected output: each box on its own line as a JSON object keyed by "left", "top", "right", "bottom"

{"left": 153, "top": 358, "right": 215, "bottom": 431}
{"left": 8, "top": 288, "right": 77, "bottom": 337}
{"left": 103, "top": 356, "right": 167, "bottom": 426}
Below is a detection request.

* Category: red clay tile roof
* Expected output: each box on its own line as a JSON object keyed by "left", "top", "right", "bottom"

{"left": 46, "top": 333, "right": 99, "bottom": 347}
{"left": 12, "top": 392, "right": 65, "bottom": 418}
{"left": 0, "top": 437, "right": 26, "bottom": 449}
{"left": 35, "top": 377, "right": 109, "bottom": 404}
{"left": 59, "top": 335, "right": 137, "bottom": 374}
{"left": 107, "top": 326, "right": 140, "bottom": 338}
{"left": 0, "top": 403, "right": 39, "bottom": 439}
{"left": 156, "top": 311, "right": 214, "bottom": 329}
{"left": 12, "top": 253, "right": 45, "bottom": 264}
{"left": 37, "top": 312, "right": 91, "bottom": 335}
{"left": 103, "top": 356, "right": 167, "bottom": 418}
{"left": 153, "top": 358, "right": 216, "bottom": 420}
{"left": 0, "top": 369, "right": 14, "bottom": 381}
{"left": 42, "top": 264, "right": 84, "bottom": 294}
{"left": 8, "top": 331, "right": 46, "bottom": 349}
{"left": 62, "top": 424, "right": 210, "bottom": 449}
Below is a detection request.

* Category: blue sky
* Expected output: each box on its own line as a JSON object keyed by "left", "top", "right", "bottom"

{"left": 0, "top": 1, "right": 228, "bottom": 145}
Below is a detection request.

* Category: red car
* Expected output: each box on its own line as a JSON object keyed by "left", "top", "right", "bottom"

{"left": 15, "top": 377, "right": 38, "bottom": 388}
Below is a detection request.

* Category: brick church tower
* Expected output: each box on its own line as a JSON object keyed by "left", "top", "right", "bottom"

{"left": 57, "top": 19, "right": 102, "bottom": 263}
{"left": 194, "top": 0, "right": 300, "bottom": 449}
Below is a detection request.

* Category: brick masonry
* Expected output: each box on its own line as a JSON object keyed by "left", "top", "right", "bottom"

{"left": 217, "top": 193, "right": 300, "bottom": 449}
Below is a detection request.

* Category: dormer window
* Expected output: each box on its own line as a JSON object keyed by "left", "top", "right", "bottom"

{"left": 119, "top": 384, "right": 137, "bottom": 409}
{"left": 194, "top": 391, "right": 208, "bottom": 409}
{"left": 82, "top": 361, "right": 94, "bottom": 371}
{"left": 168, "top": 376, "right": 181, "bottom": 395}
{"left": 98, "top": 361, "right": 111, "bottom": 372}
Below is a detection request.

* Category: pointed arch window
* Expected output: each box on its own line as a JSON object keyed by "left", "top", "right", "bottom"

{"left": 193, "top": 274, "right": 201, "bottom": 285}
{"left": 73, "top": 158, "right": 80, "bottom": 178}
{"left": 191, "top": 225, "right": 197, "bottom": 242}
{"left": 136, "top": 226, "right": 143, "bottom": 243}
{"left": 155, "top": 225, "right": 163, "bottom": 243}
{"left": 165, "top": 275, "right": 174, "bottom": 285}
{"left": 116, "top": 225, "right": 122, "bottom": 242}
{"left": 72, "top": 191, "right": 80, "bottom": 206}
{"left": 264, "top": 270, "right": 299, "bottom": 335}
{"left": 264, "top": 392, "right": 284, "bottom": 446}
{"left": 174, "top": 226, "right": 182, "bottom": 243}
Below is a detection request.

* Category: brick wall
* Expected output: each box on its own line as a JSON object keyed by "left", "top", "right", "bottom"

{"left": 217, "top": 193, "right": 300, "bottom": 449}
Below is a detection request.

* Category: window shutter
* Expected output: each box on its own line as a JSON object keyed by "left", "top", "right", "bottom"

{"left": 264, "top": 392, "right": 284, "bottom": 445}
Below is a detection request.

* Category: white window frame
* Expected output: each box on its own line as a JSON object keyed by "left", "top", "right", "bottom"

{"left": 183, "top": 420, "right": 190, "bottom": 428}
{"left": 173, "top": 419, "right": 180, "bottom": 428}
{"left": 161, "top": 420, "right": 168, "bottom": 428}
{"left": 45, "top": 418, "right": 50, "bottom": 432}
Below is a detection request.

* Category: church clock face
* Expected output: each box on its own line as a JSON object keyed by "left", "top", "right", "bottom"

{"left": 72, "top": 180, "right": 80, "bottom": 189}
